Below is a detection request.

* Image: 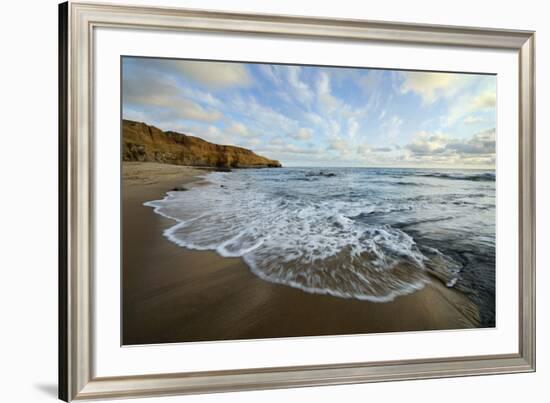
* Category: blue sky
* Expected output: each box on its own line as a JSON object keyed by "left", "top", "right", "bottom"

{"left": 122, "top": 57, "right": 496, "bottom": 168}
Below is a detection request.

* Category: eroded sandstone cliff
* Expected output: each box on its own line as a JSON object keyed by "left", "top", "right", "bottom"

{"left": 123, "top": 119, "right": 282, "bottom": 168}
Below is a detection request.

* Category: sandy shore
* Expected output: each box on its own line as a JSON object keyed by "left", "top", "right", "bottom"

{"left": 122, "top": 161, "right": 480, "bottom": 345}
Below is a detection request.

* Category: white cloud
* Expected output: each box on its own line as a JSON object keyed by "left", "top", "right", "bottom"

{"left": 316, "top": 72, "right": 368, "bottom": 118}
{"left": 400, "top": 71, "right": 462, "bottom": 104}
{"left": 399, "top": 71, "right": 496, "bottom": 128}
{"left": 258, "top": 64, "right": 282, "bottom": 85}
{"left": 269, "top": 137, "right": 284, "bottom": 146}
{"left": 123, "top": 71, "right": 222, "bottom": 123}
{"left": 291, "top": 128, "right": 313, "bottom": 141}
{"left": 360, "top": 69, "right": 385, "bottom": 91}
{"left": 130, "top": 94, "right": 221, "bottom": 123}
{"left": 446, "top": 88, "right": 496, "bottom": 126}
{"left": 172, "top": 60, "right": 252, "bottom": 88}
{"left": 243, "top": 138, "right": 261, "bottom": 146}
{"left": 405, "top": 128, "right": 495, "bottom": 167}
{"left": 305, "top": 112, "right": 324, "bottom": 126}
{"left": 347, "top": 118, "right": 360, "bottom": 139}
{"left": 286, "top": 66, "right": 314, "bottom": 104}
{"left": 178, "top": 87, "right": 222, "bottom": 108}
{"left": 371, "top": 146, "right": 393, "bottom": 152}
{"left": 174, "top": 99, "right": 222, "bottom": 122}
{"left": 463, "top": 115, "right": 485, "bottom": 125}
{"left": 256, "top": 143, "right": 323, "bottom": 156}
{"left": 328, "top": 120, "right": 341, "bottom": 136}
{"left": 471, "top": 89, "right": 496, "bottom": 109}
{"left": 227, "top": 121, "right": 253, "bottom": 137}
{"left": 175, "top": 123, "right": 233, "bottom": 146}
{"left": 357, "top": 143, "right": 371, "bottom": 156}
{"left": 447, "top": 128, "right": 495, "bottom": 155}
{"left": 304, "top": 71, "right": 375, "bottom": 157}
{"left": 317, "top": 72, "right": 340, "bottom": 111}
{"left": 328, "top": 137, "right": 351, "bottom": 156}
{"left": 233, "top": 95, "right": 298, "bottom": 136}
{"left": 379, "top": 115, "right": 403, "bottom": 141}
{"left": 356, "top": 143, "right": 392, "bottom": 155}
{"left": 259, "top": 65, "right": 313, "bottom": 106}
{"left": 406, "top": 131, "right": 449, "bottom": 155}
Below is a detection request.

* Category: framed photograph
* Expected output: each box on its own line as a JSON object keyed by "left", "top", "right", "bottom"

{"left": 59, "top": 1, "right": 535, "bottom": 401}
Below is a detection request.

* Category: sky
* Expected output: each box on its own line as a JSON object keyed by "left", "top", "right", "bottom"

{"left": 122, "top": 57, "right": 496, "bottom": 168}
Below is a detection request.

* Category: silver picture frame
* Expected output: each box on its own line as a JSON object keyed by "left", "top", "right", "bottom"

{"left": 58, "top": 1, "right": 536, "bottom": 400}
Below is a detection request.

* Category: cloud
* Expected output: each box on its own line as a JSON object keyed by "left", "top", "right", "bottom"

{"left": 232, "top": 95, "right": 300, "bottom": 137}
{"left": 406, "top": 131, "right": 449, "bottom": 155}
{"left": 405, "top": 128, "right": 495, "bottom": 166}
{"left": 291, "top": 128, "right": 313, "bottom": 141}
{"left": 286, "top": 66, "right": 314, "bottom": 104}
{"left": 123, "top": 69, "right": 222, "bottom": 123}
{"left": 173, "top": 99, "right": 222, "bottom": 122}
{"left": 316, "top": 72, "right": 368, "bottom": 118}
{"left": 360, "top": 69, "right": 385, "bottom": 91}
{"left": 446, "top": 88, "right": 496, "bottom": 126}
{"left": 227, "top": 121, "right": 252, "bottom": 137}
{"left": 471, "top": 89, "right": 496, "bottom": 109}
{"left": 305, "top": 112, "right": 324, "bottom": 126}
{"left": 400, "top": 71, "right": 462, "bottom": 104}
{"left": 379, "top": 115, "right": 403, "bottom": 141}
{"left": 123, "top": 57, "right": 496, "bottom": 168}
{"left": 243, "top": 138, "right": 261, "bottom": 147}
{"left": 178, "top": 86, "right": 222, "bottom": 108}
{"left": 328, "top": 137, "right": 351, "bottom": 156}
{"left": 357, "top": 145, "right": 393, "bottom": 155}
{"left": 174, "top": 123, "right": 233, "bottom": 146}
{"left": 446, "top": 129, "right": 495, "bottom": 154}
{"left": 371, "top": 146, "right": 393, "bottom": 152}
{"left": 399, "top": 70, "right": 496, "bottom": 128}
{"left": 314, "top": 71, "right": 370, "bottom": 147}
{"left": 463, "top": 115, "right": 485, "bottom": 125}
{"left": 256, "top": 143, "right": 323, "bottom": 156}
{"left": 259, "top": 65, "right": 314, "bottom": 106}
{"left": 317, "top": 72, "right": 340, "bottom": 111}
{"left": 258, "top": 64, "right": 282, "bottom": 85}
{"left": 269, "top": 137, "right": 285, "bottom": 146}
{"left": 347, "top": 118, "right": 360, "bottom": 139}
{"left": 128, "top": 92, "right": 221, "bottom": 123}
{"left": 357, "top": 143, "right": 371, "bottom": 156}
{"left": 169, "top": 60, "right": 252, "bottom": 88}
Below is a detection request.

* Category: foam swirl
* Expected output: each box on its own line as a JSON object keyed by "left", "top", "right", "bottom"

{"left": 143, "top": 168, "right": 491, "bottom": 302}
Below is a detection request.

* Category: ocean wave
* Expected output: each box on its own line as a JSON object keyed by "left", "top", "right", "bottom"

{"left": 418, "top": 172, "right": 495, "bottom": 182}
{"left": 144, "top": 171, "right": 464, "bottom": 302}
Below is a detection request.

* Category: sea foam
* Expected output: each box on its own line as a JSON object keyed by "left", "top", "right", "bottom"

{"left": 142, "top": 168, "right": 488, "bottom": 302}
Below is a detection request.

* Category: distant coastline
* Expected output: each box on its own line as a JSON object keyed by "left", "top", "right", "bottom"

{"left": 122, "top": 119, "right": 282, "bottom": 169}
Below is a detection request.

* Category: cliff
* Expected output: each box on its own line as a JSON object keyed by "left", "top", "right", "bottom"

{"left": 122, "top": 119, "right": 282, "bottom": 169}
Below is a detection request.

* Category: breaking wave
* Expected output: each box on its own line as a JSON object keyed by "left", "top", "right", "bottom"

{"left": 142, "top": 168, "right": 492, "bottom": 302}
{"left": 418, "top": 172, "right": 495, "bottom": 182}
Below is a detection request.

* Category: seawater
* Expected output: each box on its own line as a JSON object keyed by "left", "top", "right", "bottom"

{"left": 145, "top": 167, "right": 496, "bottom": 327}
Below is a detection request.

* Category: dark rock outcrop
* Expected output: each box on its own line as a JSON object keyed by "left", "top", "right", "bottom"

{"left": 123, "top": 119, "right": 282, "bottom": 169}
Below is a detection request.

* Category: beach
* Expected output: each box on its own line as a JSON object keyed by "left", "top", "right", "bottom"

{"left": 122, "top": 162, "right": 481, "bottom": 346}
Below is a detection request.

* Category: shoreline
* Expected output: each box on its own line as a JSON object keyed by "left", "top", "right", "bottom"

{"left": 122, "top": 161, "right": 481, "bottom": 345}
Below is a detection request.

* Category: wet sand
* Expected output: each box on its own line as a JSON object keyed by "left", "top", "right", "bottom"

{"left": 122, "top": 162, "right": 480, "bottom": 345}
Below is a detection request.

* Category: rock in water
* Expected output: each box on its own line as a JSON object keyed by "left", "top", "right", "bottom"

{"left": 171, "top": 186, "right": 188, "bottom": 192}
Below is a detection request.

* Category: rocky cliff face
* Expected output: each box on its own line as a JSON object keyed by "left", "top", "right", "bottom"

{"left": 122, "top": 120, "right": 282, "bottom": 168}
